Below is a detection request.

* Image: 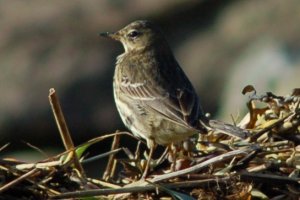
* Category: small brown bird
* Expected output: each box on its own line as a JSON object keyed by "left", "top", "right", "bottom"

{"left": 101, "top": 20, "right": 247, "bottom": 178}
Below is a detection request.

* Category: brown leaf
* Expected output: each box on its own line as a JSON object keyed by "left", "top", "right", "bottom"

{"left": 242, "top": 85, "right": 256, "bottom": 95}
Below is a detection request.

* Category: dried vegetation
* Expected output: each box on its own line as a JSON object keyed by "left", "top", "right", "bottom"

{"left": 0, "top": 86, "right": 300, "bottom": 199}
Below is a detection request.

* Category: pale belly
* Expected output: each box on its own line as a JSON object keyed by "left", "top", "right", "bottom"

{"left": 113, "top": 85, "right": 197, "bottom": 147}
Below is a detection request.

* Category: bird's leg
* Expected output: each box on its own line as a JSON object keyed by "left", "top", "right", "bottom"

{"left": 169, "top": 143, "right": 177, "bottom": 172}
{"left": 141, "top": 139, "right": 155, "bottom": 179}
{"left": 141, "top": 146, "right": 154, "bottom": 179}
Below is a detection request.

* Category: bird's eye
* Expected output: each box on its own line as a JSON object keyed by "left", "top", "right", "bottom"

{"left": 127, "top": 30, "right": 140, "bottom": 38}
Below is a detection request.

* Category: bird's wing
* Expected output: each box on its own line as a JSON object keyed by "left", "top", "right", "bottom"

{"left": 119, "top": 68, "right": 201, "bottom": 129}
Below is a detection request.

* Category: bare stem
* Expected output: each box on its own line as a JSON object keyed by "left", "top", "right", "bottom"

{"left": 103, "top": 134, "right": 120, "bottom": 180}
{"left": 149, "top": 145, "right": 258, "bottom": 183}
{"left": 50, "top": 177, "right": 230, "bottom": 199}
{"left": 0, "top": 168, "right": 39, "bottom": 193}
{"left": 48, "top": 88, "right": 86, "bottom": 179}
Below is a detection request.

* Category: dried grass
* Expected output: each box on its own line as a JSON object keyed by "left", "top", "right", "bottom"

{"left": 0, "top": 86, "right": 299, "bottom": 199}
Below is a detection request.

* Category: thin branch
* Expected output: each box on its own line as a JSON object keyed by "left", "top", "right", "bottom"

{"left": 82, "top": 148, "right": 122, "bottom": 164}
{"left": 239, "top": 172, "right": 300, "bottom": 185}
{"left": 48, "top": 88, "right": 86, "bottom": 179}
{"left": 149, "top": 145, "right": 259, "bottom": 183}
{"left": 0, "top": 168, "right": 39, "bottom": 193}
{"left": 50, "top": 177, "right": 230, "bottom": 199}
{"left": 103, "top": 134, "right": 120, "bottom": 180}
{"left": 0, "top": 143, "right": 10, "bottom": 152}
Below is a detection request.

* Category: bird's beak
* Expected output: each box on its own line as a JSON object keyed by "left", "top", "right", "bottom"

{"left": 99, "top": 32, "right": 120, "bottom": 41}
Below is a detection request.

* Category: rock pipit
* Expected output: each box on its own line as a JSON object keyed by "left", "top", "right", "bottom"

{"left": 101, "top": 20, "right": 247, "bottom": 178}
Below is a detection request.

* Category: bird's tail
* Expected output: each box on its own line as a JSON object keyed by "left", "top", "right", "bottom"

{"left": 200, "top": 119, "right": 249, "bottom": 139}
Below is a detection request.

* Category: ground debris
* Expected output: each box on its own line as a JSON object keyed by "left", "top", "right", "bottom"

{"left": 1, "top": 87, "right": 300, "bottom": 199}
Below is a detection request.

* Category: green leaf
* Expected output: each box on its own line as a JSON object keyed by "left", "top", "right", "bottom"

{"left": 76, "top": 143, "right": 92, "bottom": 159}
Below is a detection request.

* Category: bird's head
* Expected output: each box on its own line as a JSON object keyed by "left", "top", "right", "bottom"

{"left": 100, "top": 20, "right": 165, "bottom": 52}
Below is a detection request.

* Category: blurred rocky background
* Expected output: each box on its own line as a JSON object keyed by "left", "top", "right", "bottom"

{"left": 0, "top": 0, "right": 299, "bottom": 163}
